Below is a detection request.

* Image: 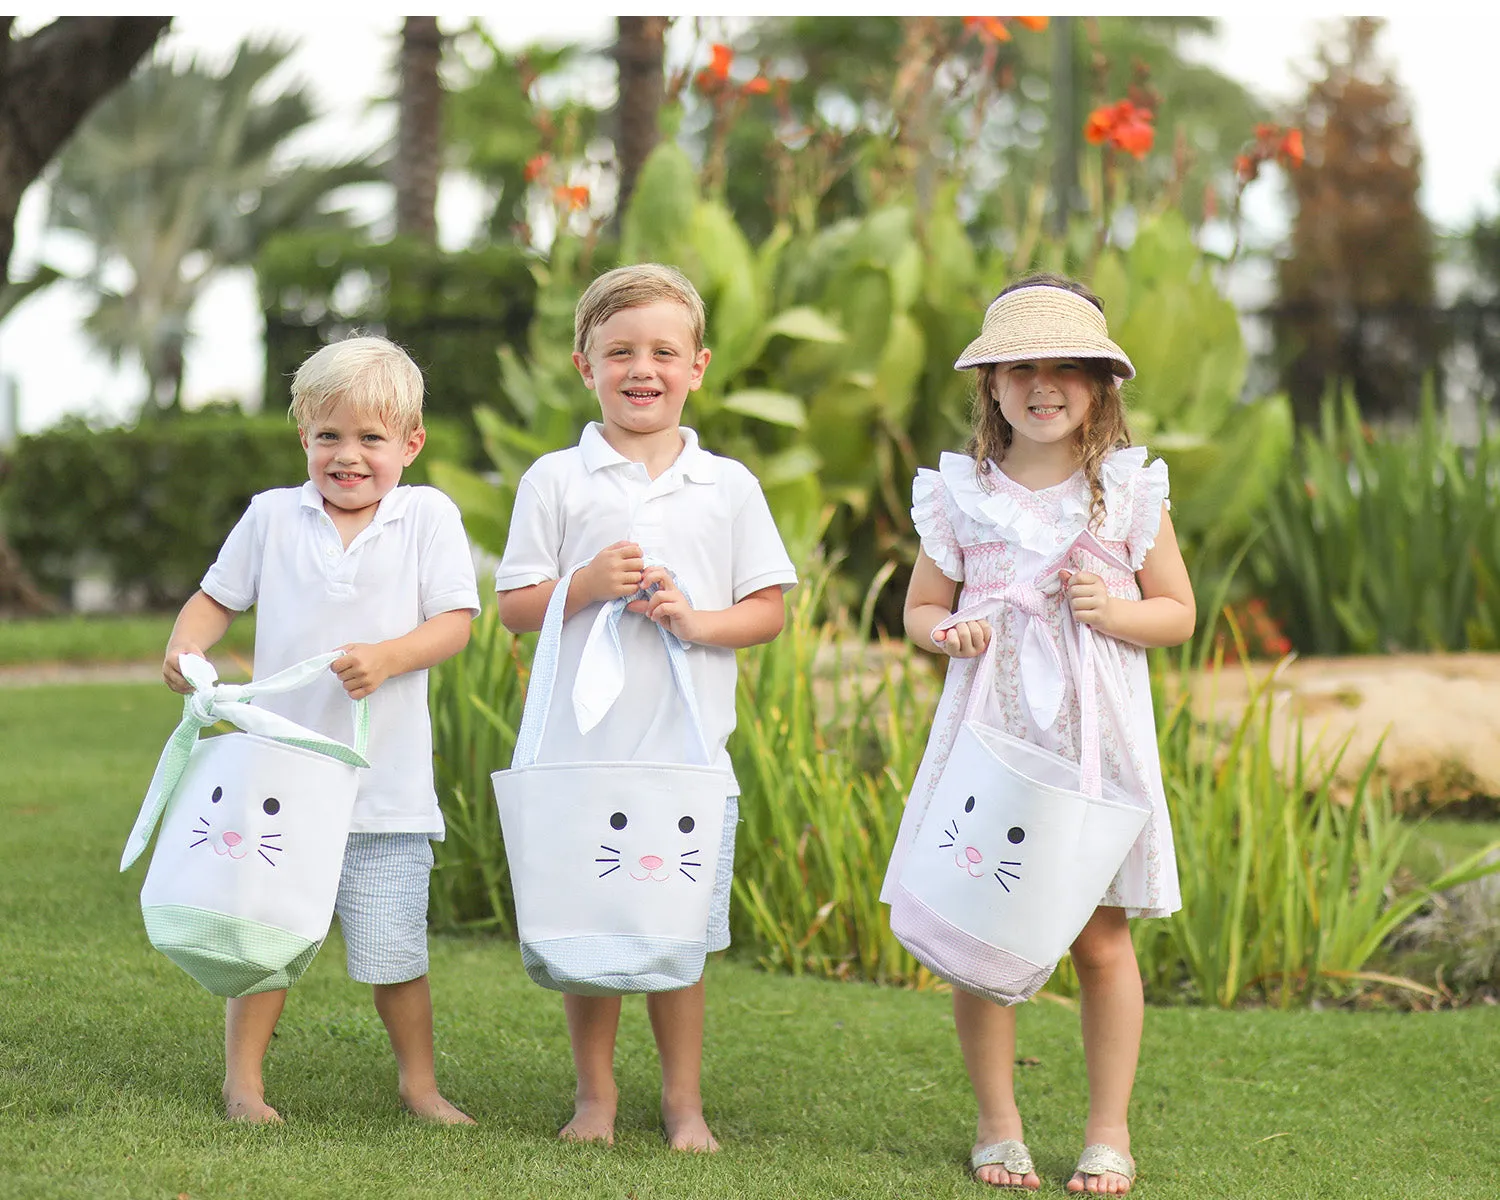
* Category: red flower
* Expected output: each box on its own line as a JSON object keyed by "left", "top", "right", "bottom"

{"left": 742, "top": 75, "right": 771, "bottom": 95}
{"left": 1111, "top": 115, "right": 1154, "bottom": 158}
{"left": 1012, "top": 16, "right": 1049, "bottom": 32}
{"left": 1083, "top": 99, "right": 1154, "bottom": 158}
{"left": 1084, "top": 105, "right": 1115, "bottom": 145}
{"left": 708, "top": 42, "right": 734, "bottom": 80}
{"left": 962, "top": 16, "right": 1011, "bottom": 41}
{"left": 553, "top": 184, "right": 590, "bottom": 212}
{"left": 1235, "top": 154, "right": 1258, "bottom": 184}
{"left": 1254, "top": 122, "right": 1279, "bottom": 144}
{"left": 523, "top": 153, "right": 550, "bottom": 183}
{"left": 1279, "top": 128, "right": 1305, "bottom": 168}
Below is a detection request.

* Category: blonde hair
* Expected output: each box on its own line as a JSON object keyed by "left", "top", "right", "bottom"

{"left": 966, "top": 274, "right": 1132, "bottom": 530}
{"left": 573, "top": 263, "right": 707, "bottom": 356}
{"left": 289, "top": 335, "right": 425, "bottom": 436}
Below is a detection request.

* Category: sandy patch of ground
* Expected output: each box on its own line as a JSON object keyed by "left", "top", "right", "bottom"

{"left": 1183, "top": 652, "right": 1500, "bottom": 806}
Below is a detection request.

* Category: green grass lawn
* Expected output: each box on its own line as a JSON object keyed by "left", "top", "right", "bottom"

{"left": 0, "top": 612, "right": 257, "bottom": 667}
{"left": 3, "top": 682, "right": 1498, "bottom": 1200}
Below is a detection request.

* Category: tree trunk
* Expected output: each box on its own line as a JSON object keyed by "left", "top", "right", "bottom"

{"left": 394, "top": 16, "right": 442, "bottom": 243}
{"left": 0, "top": 16, "right": 168, "bottom": 611}
{"left": 613, "top": 17, "right": 668, "bottom": 229}
{"left": 0, "top": 16, "right": 170, "bottom": 283}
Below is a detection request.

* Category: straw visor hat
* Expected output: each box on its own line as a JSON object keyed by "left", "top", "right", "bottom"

{"left": 954, "top": 285, "right": 1135, "bottom": 381}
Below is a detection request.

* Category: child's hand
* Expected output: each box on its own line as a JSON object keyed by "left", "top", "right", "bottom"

{"left": 330, "top": 643, "right": 395, "bottom": 700}
{"left": 931, "top": 619, "right": 991, "bottom": 658}
{"left": 1060, "top": 568, "right": 1113, "bottom": 633}
{"left": 578, "top": 540, "right": 646, "bottom": 606}
{"left": 162, "top": 644, "right": 203, "bottom": 694}
{"left": 630, "top": 565, "right": 704, "bottom": 642}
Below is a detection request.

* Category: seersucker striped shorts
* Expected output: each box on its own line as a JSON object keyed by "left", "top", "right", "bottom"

{"left": 333, "top": 832, "right": 434, "bottom": 985}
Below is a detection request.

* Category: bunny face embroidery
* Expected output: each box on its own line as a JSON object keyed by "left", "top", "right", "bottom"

{"left": 595, "top": 808, "right": 704, "bottom": 885}
{"left": 935, "top": 793, "right": 1025, "bottom": 892}
{"left": 188, "top": 783, "right": 285, "bottom": 867}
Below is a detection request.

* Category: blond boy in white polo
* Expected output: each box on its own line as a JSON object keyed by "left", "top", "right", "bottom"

{"left": 162, "top": 335, "right": 480, "bottom": 1124}
{"left": 495, "top": 264, "right": 797, "bottom": 1150}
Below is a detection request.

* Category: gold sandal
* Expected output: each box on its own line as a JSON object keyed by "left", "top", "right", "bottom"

{"left": 970, "top": 1139, "right": 1038, "bottom": 1189}
{"left": 1072, "top": 1143, "right": 1136, "bottom": 1191}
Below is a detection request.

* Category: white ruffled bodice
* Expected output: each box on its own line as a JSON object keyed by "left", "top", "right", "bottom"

{"left": 911, "top": 446, "right": 1170, "bottom": 582}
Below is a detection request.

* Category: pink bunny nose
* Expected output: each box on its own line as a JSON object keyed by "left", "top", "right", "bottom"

{"left": 223, "top": 831, "right": 242, "bottom": 847}
{"left": 640, "top": 855, "right": 664, "bottom": 871}
{"left": 964, "top": 846, "right": 982, "bottom": 864}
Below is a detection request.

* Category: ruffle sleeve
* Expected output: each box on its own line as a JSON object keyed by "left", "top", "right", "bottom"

{"left": 1124, "top": 455, "right": 1171, "bottom": 571}
{"left": 912, "top": 467, "right": 964, "bottom": 582}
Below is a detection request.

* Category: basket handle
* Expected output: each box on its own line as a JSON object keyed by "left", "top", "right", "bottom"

{"left": 121, "top": 651, "right": 369, "bottom": 871}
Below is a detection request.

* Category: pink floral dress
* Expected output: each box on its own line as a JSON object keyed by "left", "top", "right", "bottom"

{"left": 880, "top": 446, "right": 1181, "bottom": 918}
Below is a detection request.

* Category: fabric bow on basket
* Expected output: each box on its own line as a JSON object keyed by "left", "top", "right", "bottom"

{"left": 121, "top": 652, "right": 370, "bottom": 872}
{"left": 568, "top": 557, "right": 710, "bottom": 762}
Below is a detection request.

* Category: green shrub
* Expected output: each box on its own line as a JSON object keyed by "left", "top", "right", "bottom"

{"left": 428, "top": 602, "right": 528, "bottom": 934}
{"left": 1, "top": 409, "right": 467, "bottom": 609}
{"left": 1249, "top": 390, "right": 1500, "bottom": 654}
{"left": 258, "top": 231, "right": 536, "bottom": 460}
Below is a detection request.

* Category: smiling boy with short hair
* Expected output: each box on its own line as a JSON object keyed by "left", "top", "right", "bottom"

{"left": 162, "top": 334, "right": 480, "bottom": 1124}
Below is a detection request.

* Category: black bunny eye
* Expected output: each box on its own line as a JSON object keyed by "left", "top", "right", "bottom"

{"left": 1007, "top": 826, "right": 1025, "bottom": 844}
{"left": 678, "top": 816, "right": 695, "bottom": 834}
{"left": 263, "top": 798, "right": 281, "bottom": 816}
{"left": 211, "top": 786, "right": 223, "bottom": 803}
{"left": 964, "top": 796, "right": 975, "bottom": 813}
{"left": 610, "top": 812, "right": 628, "bottom": 830}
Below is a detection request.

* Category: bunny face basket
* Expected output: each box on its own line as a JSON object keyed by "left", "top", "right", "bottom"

{"left": 120, "top": 653, "right": 369, "bottom": 998}
{"left": 888, "top": 530, "right": 1152, "bottom": 1005}
{"left": 492, "top": 564, "right": 735, "bottom": 996}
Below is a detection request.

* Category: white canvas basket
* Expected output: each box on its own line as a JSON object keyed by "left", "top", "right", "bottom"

{"left": 121, "top": 653, "right": 369, "bottom": 997}
{"left": 889, "top": 529, "right": 1152, "bottom": 1004}
{"left": 493, "top": 564, "right": 734, "bottom": 996}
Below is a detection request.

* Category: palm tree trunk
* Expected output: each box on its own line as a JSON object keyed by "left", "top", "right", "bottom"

{"left": 612, "top": 17, "right": 668, "bottom": 229}
{"left": 394, "top": 16, "right": 442, "bottom": 243}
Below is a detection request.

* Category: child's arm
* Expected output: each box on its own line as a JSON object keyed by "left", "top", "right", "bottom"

{"left": 903, "top": 549, "right": 990, "bottom": 659}
{"left": 632, "top": 568, "right": 785, "bottom": 649}
{"left": 330, "top": 608, "right": 474, "bottom": 701}
{"left": 1061, "top": 505, "right": 1196, "bottom": 648}
{"left": 497, "top": 540, "right": 646, "bottom": 634}
{"left": 163, "top": 590, "right": 239, "bottom": 693}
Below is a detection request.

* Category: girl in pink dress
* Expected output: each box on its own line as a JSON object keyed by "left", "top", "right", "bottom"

{"left": 881, "top": 273, "right": 1196, "bottom": 1194}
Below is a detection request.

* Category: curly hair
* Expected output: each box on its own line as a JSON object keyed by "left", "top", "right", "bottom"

{"left": 963, "top": 273, "right": 1132, "bottom": 529}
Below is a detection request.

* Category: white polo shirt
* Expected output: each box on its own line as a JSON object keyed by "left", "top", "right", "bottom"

{"left": 202, "top": 482, "right": 481, "bottom": 836}
{"left": 495, "top": 424, "right": 797, "bottom": 787}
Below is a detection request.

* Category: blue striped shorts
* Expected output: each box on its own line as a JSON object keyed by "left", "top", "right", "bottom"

{"left": 333, "top": 832, "right": 433, "bottom": 985}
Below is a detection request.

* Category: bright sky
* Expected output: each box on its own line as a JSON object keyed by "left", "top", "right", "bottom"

{"left": 1, "top": 9, "right": 1496, "bottom": 438}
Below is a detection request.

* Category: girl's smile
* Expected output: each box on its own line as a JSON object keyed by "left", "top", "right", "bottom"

{"left": 995, "top": 358, "right": 1093, "bottom": 444}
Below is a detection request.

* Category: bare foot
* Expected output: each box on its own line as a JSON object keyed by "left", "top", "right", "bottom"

{"left": 971, "top": 1120, "right": 1040, "bottom": 1190}
{"left": 560, "top": 1095, "right": 617, "bottom": 1145}
{"left": 402, "top": 1089, "right": 476, "bottom": 1125}
{"left": 1066, "top": 1135, "right": 1134, "bottom": 1195}
{"left": 662, "top": 1103, "right": 719, "bottom": 1153}
{"left": 222, "top": 1089, "right": 283, "bottom": 1125}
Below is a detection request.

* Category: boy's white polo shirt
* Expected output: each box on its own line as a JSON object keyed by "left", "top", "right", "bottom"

{"left": 495, "top": 423, "right": 797, "bottom": 785}
{"left": 201, "top": 482, "right": 480, "bottom": 836}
